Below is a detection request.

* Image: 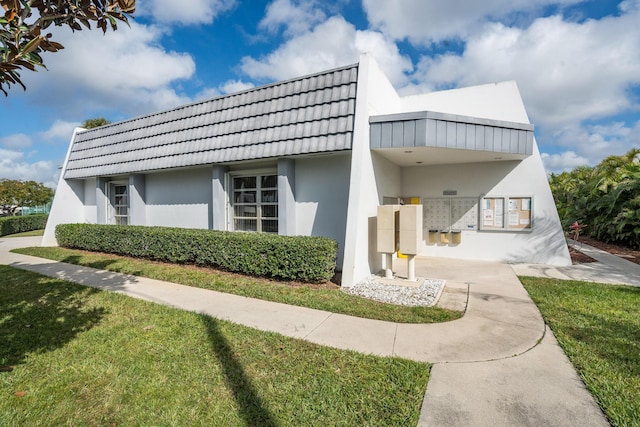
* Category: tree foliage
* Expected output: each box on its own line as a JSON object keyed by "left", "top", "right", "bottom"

{"left": 0, "top": 0, "right": 135, "bottom": 95}
{"left": 82, "top": 117, "right": 110, "bottom": 128}
{"left": 0, "top": 179, "right": 54, "bottom": 215}
{"left": 549, "top": 148, "right": 640, "bottom": 248}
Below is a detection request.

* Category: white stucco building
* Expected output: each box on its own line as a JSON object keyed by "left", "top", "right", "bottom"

{"left": 43, "top": 54, "right": 571, "bottom": 286}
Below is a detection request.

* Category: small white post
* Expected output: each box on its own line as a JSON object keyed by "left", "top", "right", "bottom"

{"left": 385, "top": 253, "right": 393, "bottom": 279}
{"left": 407, "top": 254, "right": 416, "bottom": 281}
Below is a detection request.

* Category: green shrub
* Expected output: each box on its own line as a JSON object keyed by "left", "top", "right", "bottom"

{"left": 56, "top": 224, "right": 338, "bottom": 283}
{"left": 549, "top": 148, "right": 640, "bottom": 248}
{"left": 0, "top": 214, "right": 48, "bottom": 236}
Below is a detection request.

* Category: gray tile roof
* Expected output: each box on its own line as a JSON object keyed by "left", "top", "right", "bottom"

{"left": 64, "top": 64, "right": 358, "bottom": 179}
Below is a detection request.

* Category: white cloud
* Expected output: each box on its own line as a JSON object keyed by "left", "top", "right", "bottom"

{"left": 20, "top": 22, "right": 196, "bottom": 117}
{"left": 362, "top": 0, "right": 584, "bottom": 44}
{"left": 220, "top": 80, "right": 255, "bottom": 93}
{"left": 1, "top": 134, "right": 32, "bottom": 150}
{"left": 541, "top": 150, "right": 589, "bottom": 174}
{"left": 0, "top": 121, "right": 78, "bottom": 154}
{"left": 241, "top": 15, "right": 412, "bottom": 86}
{"left": 140, "top": 0, "right": 237, "bottom": 25}
{"left": 0, "top": 149, "right": 58, "bottom": 187}
{"left": 40, "top": 120, "right": 80, "bottom": 142}
{"left": 259, "top": 0, "right": 326, "bottom": 37}
{"left": 411, "top": 8, "right": 640, "bottom": 131}
{"left": 194, "top": 80, "right": 255, "bottom": 102}
{"left": 550, "top": 120, "right": 640, "bottom": 164}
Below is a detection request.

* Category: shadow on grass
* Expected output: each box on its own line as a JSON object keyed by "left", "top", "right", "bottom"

{"left": 200, "top": 315, "right": 277, "bottom": 427}
{"left": 60, "top": 255, "right": 143, "bottom": 277}
{"left": 0, "top": 265, "right": 107, "bottom": 368}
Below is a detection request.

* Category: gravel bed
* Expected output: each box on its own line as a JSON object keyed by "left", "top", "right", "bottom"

{"left": 343, "top": 277, "right": 446, "bottom": 307}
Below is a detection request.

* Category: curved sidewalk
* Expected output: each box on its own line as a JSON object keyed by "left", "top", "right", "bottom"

{"left": 0, "top": 236, "right": 609, "bottom": 426}
{"left": 1, "top": 236, "right": 542, "bottom": 363}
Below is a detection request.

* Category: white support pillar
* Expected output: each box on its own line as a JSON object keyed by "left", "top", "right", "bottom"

{"left": 278, "top": 158, "right": 296, "bottom": 236}
{"left": 128, "top": 174, "right": 146, "bottom": 226}
{"left": 96, "top": 177, "right": 109, "bottom": 225}
{"left": 407, "top": 255, "right": 416, "bottom": 282}
{"left": 384, "top": 253, "right": 393, "bottom": 279}
{"left": 211, "top": 165, "right": 229, "bottom": 230}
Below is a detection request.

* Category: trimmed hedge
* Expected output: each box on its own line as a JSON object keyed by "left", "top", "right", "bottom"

{"left": 56, "top": 224, "right": 338, "bottom": 283}
{"left": 0, "top": 214, "right": 48, "bottom": 236}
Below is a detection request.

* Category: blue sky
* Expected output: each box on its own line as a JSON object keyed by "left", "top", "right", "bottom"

{"left": 1, "top": 0, "right": 639, "bottom": 187}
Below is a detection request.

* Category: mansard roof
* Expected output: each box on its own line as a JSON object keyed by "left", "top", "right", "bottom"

{"left": 64, "top": 63, "right": 358, "bottom": 179}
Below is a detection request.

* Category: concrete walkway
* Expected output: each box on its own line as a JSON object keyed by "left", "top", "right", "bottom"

{"left": 0, "top": 236, "right": 617, "bottom": 426}
{"left": 512, "top": 239, "right": 640, "bottom": 287}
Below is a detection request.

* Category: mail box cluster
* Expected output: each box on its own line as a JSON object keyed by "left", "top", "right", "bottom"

{"left": 377, "top": 205, "right": 423, "bottom": 255}
{"left": 428, "top": 229, "right": 461, "bottom": 245}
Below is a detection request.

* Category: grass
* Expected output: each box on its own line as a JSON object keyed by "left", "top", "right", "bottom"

{"left": 12, "top": 246, "right": 461, "bottom": 324}
{"left": 0, "top": 265, "right": 430, "bottom": 426}
{"left": 521, "top": 276, "right": 640, "bottom": 427}
{"left": 2, "top": 229, "right": 44, "bottom": 237}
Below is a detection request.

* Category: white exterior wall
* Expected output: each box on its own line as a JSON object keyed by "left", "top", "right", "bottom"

{"left": 341, "top": 59, "right": 569, "bottom": 286}
{"left": 400, "top": 81, "right": 531, "bottom": 123}
{"left": 83, "top": 178, "right": 97, "bottom": 223}
{"left": 342, "top": 53, "right": 404, "bottom": 286}
{"left": 295, "top": 153, "right": 351, "bottom": 266}
{"left": 42, "top": 128, "right": 87, "bottom": 246}
{"left": 44, "top": 60, "right": 568, "bottom": 280}
{"left": 373, "top": 152, "right": 402, "bottom": 202}
{"left": 400, "top": 80, "right": 569, "bottom": 266}
{"left": 402, "top": 151, "right": 569, "bottom": 264}
{"left": 146, "top": 168, "right": 212, "bottom": 229}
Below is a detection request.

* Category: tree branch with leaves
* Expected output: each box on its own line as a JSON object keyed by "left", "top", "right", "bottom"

{"left": 0, "top": 0, "right": 135, "bottom": 95}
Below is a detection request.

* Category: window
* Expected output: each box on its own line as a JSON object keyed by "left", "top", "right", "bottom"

{"left": 232, "top": 174, "right": 278, "bottom": 233}
{"left": 111, "top": 184, "right": 129, "bottom": 225}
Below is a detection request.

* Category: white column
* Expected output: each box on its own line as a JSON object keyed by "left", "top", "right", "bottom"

{"left": 278, "top": 158, "right": 296, "bottom": 236}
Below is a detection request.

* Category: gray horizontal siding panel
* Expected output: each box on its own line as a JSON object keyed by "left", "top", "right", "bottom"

{"left": 510, "top": 129, "right": 519, "bottom": 154}
{"left": 403, "top": 120, "right": 416, "bottom": 147}
{"left": 415, "top": 119, "right": 427, "bottom": 147}
{"left": 370, "top": 123, "right": 381, "bottom": 148}
{"left": 475, "top": 124, "right": 485, "bottom": 150}
{"left": 370, "top": 111, "right": 534, "bottom": 157}
{"left": 392, "top": 122, "right": 404, "bottom": 148}
{"left": 447, "top": 122, "right": 457, "bottom": 148}
{"left": 370, "top": 110, "right": 534, "bottom": 131}
{"left": 436, "top": 121, "right": 447, "bottom": 148}
{"left": 381, "top": 122, "right": 392, "bottom": 147}
{"left": 466, "top": 124, "right": 476, "bottom": 150}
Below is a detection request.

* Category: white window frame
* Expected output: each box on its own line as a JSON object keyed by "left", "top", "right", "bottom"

{"left": 106, "top": 181, "right": 129, "bottom": 225}
{"left": 227, "top": 169, "right": 278, "bottom": 233}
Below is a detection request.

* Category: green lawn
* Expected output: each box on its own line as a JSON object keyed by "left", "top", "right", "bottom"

{"left": 2, "top": 229, "right": 44, "bottom": 237}
{"left": 521, "top": 276, "right": 640, "bottom": 427}
{"left": 0, "top": 265, "right": 430, "bottom": 426}
{"left": 12, "top": 246, "right": 461, "bottom": 324}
